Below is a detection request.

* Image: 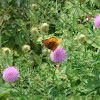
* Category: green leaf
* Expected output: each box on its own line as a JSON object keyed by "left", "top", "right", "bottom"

{"left": 64, "top": 1, "right": 73, "bottom": 9}
{"left": 15, "top": 34, "right": 25, "bottom": 47}
{"left": 0, "top": 79, "right": 3, "bottom": 86}
{"left": 31, "top": 51, "right": 41, "bottom": 65}
{"left": 17, "top": 96, "right": 27, "bottom": 100}
{"left": 10, "top": 90, "right": 21, "bottom": 97}
{"left": 90, "top": 0, "right": 95, "bottom": 4}
{"left": 92, "top": 43, "right": 100, "bottom": 49}
{"left": 0, "top": 91, "right": 9, "bottom": 100}
{"left": 0, "top": 17, "right": 3, "bottom": 26}
{"left": 15, "top": 0, "right": 21, "bottom": 7}
{"left": 31, "top": 33, "right": 38, "bottom": 41}
{"left": 16, "top": 19, "right": 30, "bottom": 43}
{"left": 23, "top": 30, "right": 30, "bottom": 43}
{"left": 8, "top": 0, "right": 12, "bottom": 2}
{"left": 4, "top": 15, "right": 10, "bottom": 21}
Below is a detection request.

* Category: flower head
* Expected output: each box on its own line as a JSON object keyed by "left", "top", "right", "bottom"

{"left": 31, "top": 4, "right": 38, "bottom": 10}
{"left": 94, "top": 14, "right": 100, "bottom": 29}
{"left": 74, "top": 34, "right": 86, "bottom": 43}
{"left": 40, "top": 23, "right": 49, "bottom": 32}
{"left": 50, "top": 47, "right": 66, "bottom": 63}
{"left": 3, "top": 67, "right": 19, "bottom": 82}
{"left": 30, "top": 27, "right": 39, "bottom": 34}
{"left": 2, "top": 47, "right": 11, "bottom": 55}
{"left": 78, "top": 34, "right": 86, "bottom": 42}
{"left": 22, "top": 44, "right": 31, "bottom": 52}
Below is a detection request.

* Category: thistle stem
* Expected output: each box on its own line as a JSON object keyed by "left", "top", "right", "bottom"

{"left": 56, "top": 62, "right": 60, "bottom": 71}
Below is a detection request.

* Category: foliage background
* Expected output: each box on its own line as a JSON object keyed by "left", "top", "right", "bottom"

{"left": 0, "top": 0, "right": 100, "bottom": 99}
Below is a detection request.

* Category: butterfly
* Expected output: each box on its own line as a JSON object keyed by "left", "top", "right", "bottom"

{"left": 42, "top": 37, "right": 61, "bottom": 51}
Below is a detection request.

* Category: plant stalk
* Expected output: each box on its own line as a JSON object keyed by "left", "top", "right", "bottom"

{"left": 56, "top": 62, "right": 60, "bottom": 71}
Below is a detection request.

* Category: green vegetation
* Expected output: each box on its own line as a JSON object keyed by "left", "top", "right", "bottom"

{"left": 0, "top": 0, "right": 100, "bottom": 99}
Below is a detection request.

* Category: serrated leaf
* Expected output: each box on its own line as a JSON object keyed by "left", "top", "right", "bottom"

{"left": 4, "top": 15, "right": 10, "bottom": 21}
{"left": 31, "top": 33, "right": 38, "bottom": 41}
{"left": 15, "top": 0, "right": 21, "bottom": 7}
{"left": 23, "top": 31, "right": 30, "bottom": 43}
{"left": 16, "top": 20, "right": 30, "bottom": 43}
{"left": 92, "top": 43, "right": 100, "bottom": 49}
{"left": 64, "top": 1, "right": 73, "bottom": 9}
{"left": 31, "top": 51, "right": 41, "bottom": 65}
{"left": 10, "top": 90, "right": 21, "bottom": 97}
{"left": 15, "top": 34, "right": 25, "bottom": 47}
{"left": 0, "top": 91, "right": 9, "bottom": 100}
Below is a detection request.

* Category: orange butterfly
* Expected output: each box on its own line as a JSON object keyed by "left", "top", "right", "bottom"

{"left": 42, "top": 37, "right": 61, "bottom": 51}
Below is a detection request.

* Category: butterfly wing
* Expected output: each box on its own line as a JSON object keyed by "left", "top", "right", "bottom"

{"left": 42, "top": 37, "right": 61, "bottom": 51}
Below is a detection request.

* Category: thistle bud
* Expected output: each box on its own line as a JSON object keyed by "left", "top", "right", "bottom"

{"left": 31, "top": 4, "right": 38, "bottom": 10}
{"left": 30, "top": 27, "right": 39, "bottom": 34}
{"left": 40, "top": 23, "right": 49, "bottom": 33}
{"left": 42, "top": 48, "right": 50, "bottom": 55}
{"left": 50, "top": 7, "right": 55, "bottom": 12}
{"left": 78, "top": 34, "right": 86, "bottom": 42}
{"left": 2, "top": 47, "right": 11, "bottom": 55}
{"left": 74, "top": 37, "right": 78, "bottom": 41}
{"left": 22, "top": 45, "right": 31, "bottom": 52}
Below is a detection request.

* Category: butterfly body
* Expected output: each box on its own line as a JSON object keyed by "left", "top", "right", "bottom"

{"left": 42, "top": 37, "right": 61, "bottom": 51}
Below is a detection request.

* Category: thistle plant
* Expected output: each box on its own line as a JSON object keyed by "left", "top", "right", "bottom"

{"left": 50, "top": 47, "right": 66, "bottom": 70}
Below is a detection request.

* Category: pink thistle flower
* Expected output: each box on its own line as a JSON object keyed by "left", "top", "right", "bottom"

{"left": 50, "top": 47, "right": 66, "bottom": 63}
{"left": 94, "top": 14, "right": 100, "bottom": 29}
{"left": 3, "top": 66, "right": 19, "bottom": 82}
